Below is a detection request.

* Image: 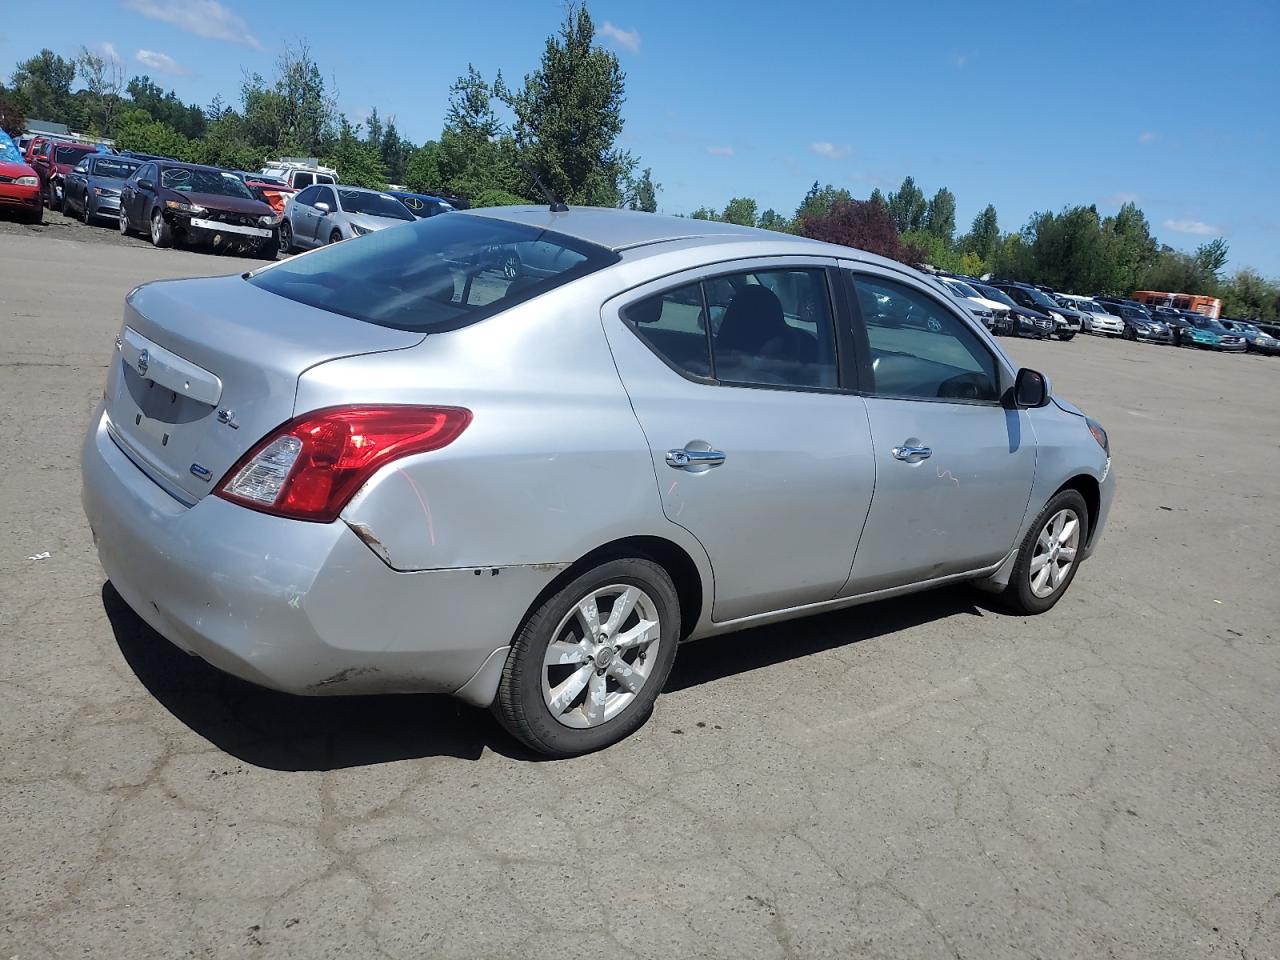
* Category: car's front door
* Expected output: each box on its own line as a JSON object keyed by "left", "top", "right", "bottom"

{"left": 313, "top": 186, "right": 338, "bottom": 242}
{"left": 839, "top": 266, "right": 1037, "bottom": 595}
{"left": 603, "top": 260, "right": 876, "bottom": 622}
{"left": 290, "top": 185, "right": 320, "bottom": 247}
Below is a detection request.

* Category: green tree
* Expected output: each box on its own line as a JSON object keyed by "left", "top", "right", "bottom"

{"left": 471, "top": 187, "right": 533, "bottom": 207}
{"left": 690, "top": 206, "right": 718, "bottom": 220}
{"left": 379, "top": 119, "right": 412, "bottom": 184}
{"left": 404, "top": 141, "right": 444, "bottom": 193}
{"left": 322, "top": 117, "right": 387, "bottom": 188}
{"left": 504, "top": 3, "right": 632, "bottom": 206}
{"left": 113, "top": 107, "right": 204, "bottom": 162}
{"left": 626, "top": 167, "right": 659, "bottom": 212}
{"left": 990, "top": 232, "right": 1034, "bottom": 279}
{"left": 74, "top": 46, "right": 124, "bottom": 136}
{"left": 721, "top": 196, "right": 758, "bottom": 226}
{"left": 961, "top": 204, "right": 1000, "bottom": 262}
{"left": 886, "top": 175, "right": 927, "bottom": 233}
{"left": 11, "top": 49, "right": 77, "bottom": 125}
{"left": 272, "top": 42, "right": 334, "bottom": 155}
{"left": 0, "top": 89, "right": 28, "bottom": 135}
{"left": 923, "top": 187, "right": 956, "bottom": 241}
{"left": 868, "top": 187, "right": 887, "bottom": 208}
{"left": 757, "top": 208, "right": 789, "bottom": 232}
{"left": 1026, "top": 205, "right": 1108, "bottom": 292}
{"left": 794, "top": 182, "right": 851, "bottom": 222}
{"left": 1220, "top": 268, "right": 1280, "bottom": 321}
{"left": 1100, "top": 202, "right": 1157, "bottom": 295}
{"left": 1194, "top": 237, "right": 1229, "bottom": 280}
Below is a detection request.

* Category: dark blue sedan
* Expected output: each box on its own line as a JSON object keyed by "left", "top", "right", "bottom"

{"left": 63, "top": 154, "right": 142, "bottom": 224}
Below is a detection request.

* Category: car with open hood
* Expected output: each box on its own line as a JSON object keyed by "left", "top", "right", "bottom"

{"left": 118, "top": 159, "right": 281, "bottom": 257}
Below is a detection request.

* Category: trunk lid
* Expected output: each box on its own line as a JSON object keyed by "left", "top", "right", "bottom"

{"left": 105, "top": 273, "right": 424, "bottom": 503}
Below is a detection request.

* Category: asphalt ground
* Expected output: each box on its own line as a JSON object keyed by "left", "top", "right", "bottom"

{"left": 2, "top": 222, "right": 1278, "bottom": 959}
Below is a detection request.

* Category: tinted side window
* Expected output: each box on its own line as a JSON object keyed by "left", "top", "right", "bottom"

{"left": 624, "top": 283, "right": 710, "bottom": 378}
{"left": 317, "top": 187, "right": 337, "bottom": 208}
{"left": 294, "top": 185, "right": 320, "bottom": 206}
{"left": 853, "top": 274, "right": 1000, "bottom": 402}
{"left": 708, "top": 268, "right": 837, "bottom": 388}
{"left": 293, "top": 172, "right": 314, "bottom": 189}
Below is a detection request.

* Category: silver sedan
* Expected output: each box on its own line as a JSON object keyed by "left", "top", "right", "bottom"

{"left": 81, "top": 207, "right": 1115, "bottom": 756}
{"left": 279, "top": 184, "right": 416, "bottom": 250}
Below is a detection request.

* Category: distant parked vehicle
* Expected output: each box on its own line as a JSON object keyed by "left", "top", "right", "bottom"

{"left": 1180, "top": 314, "right": 1246, "bottom": 352}
{"left": 31, "top": 140, "right": 96, "bottom": 210}
{"left": 62, "top": 154, "right": 141, "bottom": 224}
{"left": 986, "top": 281, "right": 1073, "bottom": 340}
{"left": 971, "top": 282, "right": 1048, "bottom": 338}
{"left": 280, "top": 184, "right": 415, "bottom": 251}
{"left": 1057, "top": 295, "right": 1123, "bottom": 336}
{"left": 386, "top": 190, "right": 455, "bottom": 218}
{"left": 1093, "top": 298, "right": 1172, "bottom": 344}
{"left": 0, "top": 135, "right": 43, "bottom": 223}
{"left": 933, "top": 275, "right": 1010, "bottom": 334}
{"left": 1246, "top": 324, "right": 1280, "bottom": 356}
{"left": 118, "top": 159, "right": 280, "bottom": 257}
{"left": 260, "top": 160, "right": 338, "bottom": 191}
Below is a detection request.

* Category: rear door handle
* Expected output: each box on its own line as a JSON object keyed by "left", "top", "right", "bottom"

{"left": 892, "top": 443, "right": 932, "bottom": 463}
{"left": 666, "top": 448, "right": 726, "bottom": 469}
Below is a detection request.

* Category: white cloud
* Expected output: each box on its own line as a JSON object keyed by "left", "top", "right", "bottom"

{"left": 122, "top": 0, "right": 263, "bottom": 50}
{"left": 136, "top": 49, "right": 189, "bottom": 75}
{"left": 810, "top": 141, "right": 851, "bottom": 160}
{"left": 705, "top": 145, "right": 734, "bottom": 157}
{"left": 99, "top": 42, "right": 123, "bottom": 63}
{"left": 1138, "top": 131, "right": 1157, "bottom": 144}
{"left": 1105, "top": 192, "right": 1140, "bottom": 205}
{"left": 1163, "top": 218, "right": 1220, "bottom": 236}
{"left": 599, "top": 21, "right": 640, "bottom": 53}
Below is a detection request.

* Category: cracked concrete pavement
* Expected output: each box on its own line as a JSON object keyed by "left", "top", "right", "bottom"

{"left": 2, "top": 228, "right": 1278, "bottom": 959}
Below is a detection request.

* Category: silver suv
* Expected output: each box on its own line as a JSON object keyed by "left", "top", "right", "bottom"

{"left": 82, "top": 207, "right": 1115, "bottom": 756}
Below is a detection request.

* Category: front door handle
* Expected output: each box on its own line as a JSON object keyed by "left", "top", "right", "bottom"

{"left": 666, "top": 447, "right": 726, "bottom": 469}
{"left": 892, "top": 443, "right": 932, "bottom": 463}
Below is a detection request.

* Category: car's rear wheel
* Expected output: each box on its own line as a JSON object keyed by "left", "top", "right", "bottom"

{"left": 150, "top": 209, "right": 173, "bottom": 248}
{"left": 329, "top": 228, "right": 343, "bottom": 244}
{"left": 494, "top": 557, "right": 681, "bottom": 757}
{"left": 46, "top": 179, "right": 60, "bottom": 211}
{"left": 279, "top": 219, "right": 294, "bottom": 252}
{"left": 999, "top": 489, "right": 1089, "bottom": 615}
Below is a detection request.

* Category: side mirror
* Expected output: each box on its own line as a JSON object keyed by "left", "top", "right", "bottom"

{"left": 1012, "top": 368, "right": 1051, "bottom": 408}
{"left": 314, "top": 201, "right": 330, "bottom": 213}
{"left": 137, "top": 179, "right": 155, "bottom": 191}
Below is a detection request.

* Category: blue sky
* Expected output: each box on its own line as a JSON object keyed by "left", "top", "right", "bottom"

{"left": 4, "top": 0, "right": 1278, "bottom": 274}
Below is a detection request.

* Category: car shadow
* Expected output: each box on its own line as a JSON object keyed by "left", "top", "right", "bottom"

{"left": 104, "top": 581, "right": 991, "bottom": 771}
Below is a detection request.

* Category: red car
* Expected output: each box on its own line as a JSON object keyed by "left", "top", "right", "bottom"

{"left": 30, "top": 139, "right": 96, "bottom": 211}
{"left": 239, "top": 172, "right": 297, "bottom": 215}
{"left": 0, "top": 154, "right": 43, "bottom": 223}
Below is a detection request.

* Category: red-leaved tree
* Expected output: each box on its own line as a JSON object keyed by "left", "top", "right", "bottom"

{"left": 797, "top": 198, "right": 926, "bottom": 267}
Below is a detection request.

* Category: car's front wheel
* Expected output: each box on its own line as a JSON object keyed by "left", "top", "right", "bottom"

{"left": 118, "top": 210, "right": 130, "bottom": 236}
{"left": 150, "top": 209, "right": 173, "bottom": 248}
{"left": 493, "top": 557, "right": 681, "bottom": 757}
{"left": 279, "top": 219, "right": 294, "bottom": 252}
{"left": 1000, "top": 489, "right": 1089, "bottom": 615}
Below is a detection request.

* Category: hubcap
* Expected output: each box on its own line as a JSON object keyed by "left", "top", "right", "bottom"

{"left": 151, "top": 215, "right": 161, "bottom": 242}
{"left": 1029, "top": 508, "right": 1080, "bottom": 598}
{"left": 541, "top": 584, "right": 661, "bottom": 729}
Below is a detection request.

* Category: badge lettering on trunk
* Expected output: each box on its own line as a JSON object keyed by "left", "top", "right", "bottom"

{"left": 190, "top": 463, "right": 212, "bottom": 481}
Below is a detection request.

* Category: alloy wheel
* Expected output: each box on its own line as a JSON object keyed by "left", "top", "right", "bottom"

{"left": 151, "top": 213, "right": 162, "bottom": 244}
{"left": 540, "top": 584, "right": 662, "bottom": 729}
{"left": 1029, "top": 508, "right": 1080, "bottom": 598}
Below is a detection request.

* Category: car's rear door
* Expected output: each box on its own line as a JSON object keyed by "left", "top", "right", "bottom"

{"left": 602, "top": 258, "right": 876, "bottom": 622}
{"left": 290, "top": 185, "right": 320, "bottom": 246}
{"left": 838, "top": 264, "right": 1037, "bottom": 595}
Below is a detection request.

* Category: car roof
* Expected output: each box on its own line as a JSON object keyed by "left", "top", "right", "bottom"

{"left": 462, "top": 205, "right": 886, "bottom": 262}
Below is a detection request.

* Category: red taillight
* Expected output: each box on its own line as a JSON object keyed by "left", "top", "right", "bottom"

{"left": 215, "top": 405, "right": 471, "bottom": 522}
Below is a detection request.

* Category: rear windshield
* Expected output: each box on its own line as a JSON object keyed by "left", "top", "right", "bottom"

{"left": 246, "top": 213, "right": 620, "bottom": 332}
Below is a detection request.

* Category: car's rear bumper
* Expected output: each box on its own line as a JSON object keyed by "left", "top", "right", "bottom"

{"left": 81, "top": 406, "right": 548, "bottom": 700}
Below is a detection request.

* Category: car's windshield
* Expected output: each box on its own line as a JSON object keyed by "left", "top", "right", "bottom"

{"left": 977, "top": 285, "right": 1018, "bottom": 308}
{"left": 95, "top": 158, "right": 140, "bottom": 180}
{"left": 1024, "top": 287, "right": 1061, "bottom": 310}
{"left": 161, "top": 166, "right": 255, "bottom": 199}
{"left": 56, "top": 146, "right": 94, "bottom": 165}
{"left": 247, "top": 213, "right": 620, "bottom": 332}
{"left": 943, "top": 278, "right": 981, "bottom": 299}
{"left": 338, "top": 190, "right": 415, "bottom": 220}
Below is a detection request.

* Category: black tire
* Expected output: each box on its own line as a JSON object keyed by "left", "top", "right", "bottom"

{"left": 1122, "top": 327, "right": 1136, "bottom": 341}
{"left": 329, "top": 228, "right": 343, "bottom": 245}
{"left": 279, "top": 219, "right": 294, "bottom": 252}
{"left": 998, "top": 489, "right": 1090, "bottom": 615}
{"left": 79, "top": 193, "right": 91, "bottom": 223}
{"left": 256, "top": 237, "right": 279, "bottom": 260}
{"left": 45, "top": 178, "right": 59, "bottom": 211}
{"left": 1058, "top": 331, "right": 1076, "bottom": 341}
{"left": 149, "top": 209, "right": 173, "bottom": 248}
{"left": 493, "top": 557, "right": 681, "bottom": 757}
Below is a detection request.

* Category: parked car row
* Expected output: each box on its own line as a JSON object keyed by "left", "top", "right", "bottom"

{"left": 6, "top": 135, "right": 462, "bottom": 261}
{"left": 931, "top": 270, "right": 1277, "bottom": 358}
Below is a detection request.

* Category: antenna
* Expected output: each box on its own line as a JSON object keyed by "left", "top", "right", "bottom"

{"left": 494, "top": 133, "right": 568, "bottom": 212}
